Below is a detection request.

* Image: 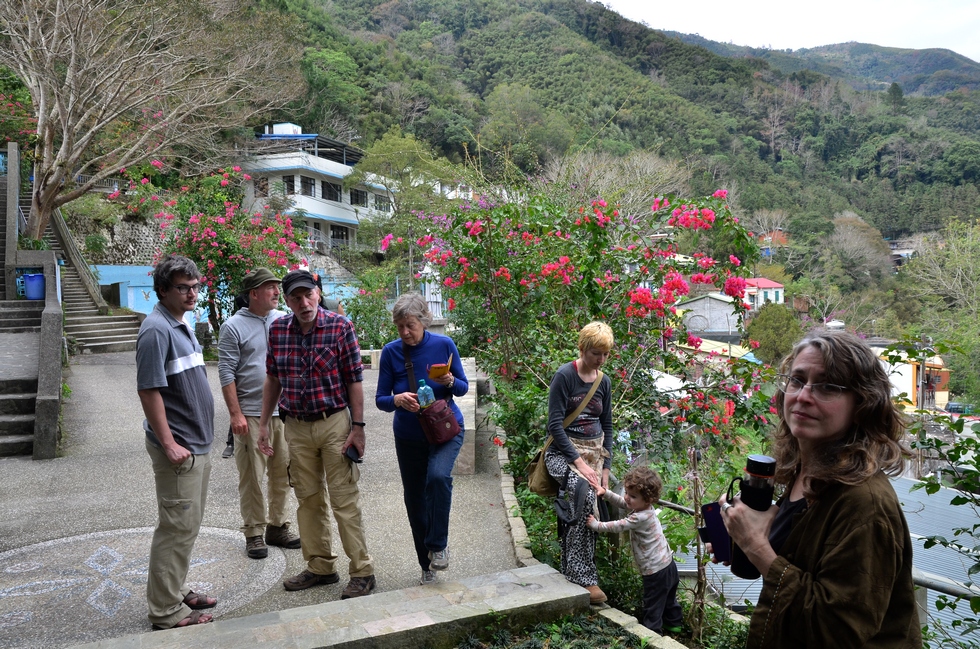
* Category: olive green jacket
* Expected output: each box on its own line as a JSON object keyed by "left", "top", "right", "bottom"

{"left": 748, "top": 471, "right": 922, "bottom": 649}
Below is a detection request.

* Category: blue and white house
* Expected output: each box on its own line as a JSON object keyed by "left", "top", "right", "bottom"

{"left": 241, "top": 123, "right": 390, "bottom": 256}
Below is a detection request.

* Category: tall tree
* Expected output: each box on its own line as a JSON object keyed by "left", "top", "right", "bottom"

{"left": 746, "top": 303, "right": 802, "bottom": 365}
{"left": 0, "top": 0, "right": 303, "bottom": 239}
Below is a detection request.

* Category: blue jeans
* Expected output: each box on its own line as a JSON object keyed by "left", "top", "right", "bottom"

{"left": 394, "top": 431, "right": 464, "bottom": 570}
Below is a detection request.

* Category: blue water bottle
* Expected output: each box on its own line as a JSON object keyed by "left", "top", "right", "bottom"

{"left": 417, "top": 379, "right": 435, "bottom": 409}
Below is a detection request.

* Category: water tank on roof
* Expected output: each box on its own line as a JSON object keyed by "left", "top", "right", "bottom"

{"left": 272, "top": 123, "right": 302, "bottom": 135}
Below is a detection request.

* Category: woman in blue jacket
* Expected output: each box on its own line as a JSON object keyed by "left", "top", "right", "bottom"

{"left": 375, "top": 292, "right": 468, "bottom": 586}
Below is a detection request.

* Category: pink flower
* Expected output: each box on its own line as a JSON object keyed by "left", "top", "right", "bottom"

{"left": 447, "top": 298, "right": 456, "bottom": 311}
{"left": 687, "top": 333, "right": 703, "bottom": 350}
{"left": 729, "top": 255, "right": 741, "bottom": 267}
{"left": 220, "top": 179, "right": 229, "bottom": 187}
{"left": 380, "top": 233, "right": 394, "bottom": 252}
{"left": 119, "top": 167, "right": 126, "bottom": 174}
{"left": 750, "top": 340, "right": 760, "bottom": 349}
{"left": 233, "top": 166, "right": 241, "bottom": 172}
{"left": 713, "top": 189, "right": 728, "bottom": 199}
{"left": 150, "top": 159, "right": 164, "bottom": 169}
{"left": 140, "top": 178, "right": 149, "bottom": 185}
{"left": 723, "top": 276, "right": 747, "bottom": 299}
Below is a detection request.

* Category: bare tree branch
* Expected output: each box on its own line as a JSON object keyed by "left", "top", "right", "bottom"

{"left": 0, "top": 0, "right": 304, "bottom": 237}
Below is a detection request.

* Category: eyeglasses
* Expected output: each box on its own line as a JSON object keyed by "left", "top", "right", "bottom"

{"left": 774, "top": 374, "right": 849, "bottom": 401}
{"left": 172, "top": 283, "right": 200, "bottom": 295}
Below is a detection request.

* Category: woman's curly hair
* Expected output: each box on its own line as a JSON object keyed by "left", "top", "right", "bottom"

{"left": 772, "top": 329, "right": 910, "bottom": 499}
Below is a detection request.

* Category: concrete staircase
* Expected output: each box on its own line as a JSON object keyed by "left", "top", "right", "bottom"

{"left": 0, "top": 375, "right": 37, "bottom": 457}
{"left": 43, "top": 228, "right": 141, "bottom": 353}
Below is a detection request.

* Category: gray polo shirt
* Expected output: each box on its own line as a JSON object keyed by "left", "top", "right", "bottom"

{"left": 217, "top": 307, "right": 285, "bottom": 416}
{"left": 136, "top": 303, "right": 215, "bottom": 453}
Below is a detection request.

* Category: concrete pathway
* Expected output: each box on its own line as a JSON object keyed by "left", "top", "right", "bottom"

{"left": 0, "top": 352, "right": 518, "bottom": 648}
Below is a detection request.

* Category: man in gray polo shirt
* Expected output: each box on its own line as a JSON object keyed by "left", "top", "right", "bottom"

{"left": 136, "top": 254, "right": 216, "bottom": 630}
{"left": 218, "top": 267, "right": 300, "bottom": 560}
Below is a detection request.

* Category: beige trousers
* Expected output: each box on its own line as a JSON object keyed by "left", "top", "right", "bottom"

{"left": 235, "top": 416, "right": 291, "bottom": 537}
{"left": 284, "top": 411, "right": 373, "bottom": 577}
{"left": 145, "top": 440, "right": 210, "bottom": 628}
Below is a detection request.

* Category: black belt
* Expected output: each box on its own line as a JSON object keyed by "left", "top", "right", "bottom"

{"left": 289, "top": 406, "right": 346, "bottom": 422}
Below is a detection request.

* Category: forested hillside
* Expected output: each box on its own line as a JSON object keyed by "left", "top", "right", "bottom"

{"left": 667, "top": 34, "right": 980, "bottom": 96}
{"left": 268, "top": 0, "right": 980, "bottom": 240}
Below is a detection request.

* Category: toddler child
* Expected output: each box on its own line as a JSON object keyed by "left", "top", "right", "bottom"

{"left": 587, "top": 466, "right": 683, "bottom": 634}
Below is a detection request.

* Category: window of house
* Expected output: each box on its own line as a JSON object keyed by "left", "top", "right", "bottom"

{"left": 283, "top": 175, "right": 295, "bottom": 195}
{"left": 322, "top": 181, "right": 341, "bottom": 202}
{"left": 374, "top": 194, "right": 391, "bottom": 212}
{"left": 254, "top": 177, "right": 269, "bottom": 198}
{"left": 350, "top": 188, "right": 368, "bottom": 207}
{"left": 300, "top": 176, "right": 315, "bottom": 197}
{"left": 763, "top": 291, "right": 769, "bottom": 303}
{"left": 775, "top": 290, "right": 781, "bottom": 302}
{"left": 331, "top": 225, "right": 349, "bottom": 246}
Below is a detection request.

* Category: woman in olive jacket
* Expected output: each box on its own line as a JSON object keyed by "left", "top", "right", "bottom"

{"left": 719, "top": 330, "right": 921, "bottom": 649}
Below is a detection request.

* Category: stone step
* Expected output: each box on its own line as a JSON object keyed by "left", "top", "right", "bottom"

{"left": 0, "top": 393, "right": 37, "bottom": 415}
{"left": 0, "top": 378, "right": 39, "bottom": 393}
{"left": 0, "top": 413, "right": 35, "bottom": 436}
{"left": 74, "top": 565, "right": 587, "bottom": 649}
{"left": 0, "top": 433, "right": 33, "bottom": 457}
{"left": 64, "top": 307, "right": 100, "bottom": 316}
{"left": 77, "top": 339, "right": 137, "bottom": 354}
{"left": 0, "top": 325, "right": 41, "bottom": 334}
{"left": 62, "top": 314, "right": 140, "bottom": 326}
{"left": 71, "top": 331, "right": 139, "bottom": 344}
{"left": 64, "top": 321, "right": 140, "bottom": 335}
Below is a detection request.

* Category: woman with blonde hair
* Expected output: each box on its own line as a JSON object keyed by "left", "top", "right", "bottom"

{"left": 544, "top": 321, "right": 615, "bottom": 604}
{"left": 719, "top": 329, "right": 921, "bottom": 648}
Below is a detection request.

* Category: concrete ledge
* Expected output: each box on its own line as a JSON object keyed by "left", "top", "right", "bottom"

{"left": 71, "top": 565, "right": 589, "bottom": 649}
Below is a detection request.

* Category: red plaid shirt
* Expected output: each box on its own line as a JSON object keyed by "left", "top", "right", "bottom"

{"left": 266, "top": 307, "right": 363, "bottom": 418}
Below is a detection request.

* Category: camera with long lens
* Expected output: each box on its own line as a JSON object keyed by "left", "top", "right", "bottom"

{"left": 728, "top": 454, "right": 776, "bottom": 578}
{"left": 699, "top": 454, "right": 776, "bottom": 579}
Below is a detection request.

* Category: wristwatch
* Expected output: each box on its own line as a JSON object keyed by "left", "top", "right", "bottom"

{"left": 448, "top": 376, "right": 455, "bottom": 389}
{"left": 351, "top": 421, "right": 366, "bottom": 427}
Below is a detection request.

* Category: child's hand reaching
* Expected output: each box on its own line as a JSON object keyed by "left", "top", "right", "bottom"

{"left": 586, "top": 514, "right": 596, "bottom": 526}
{"left": 594, "top": 484, "right": 606, "bottom": 497}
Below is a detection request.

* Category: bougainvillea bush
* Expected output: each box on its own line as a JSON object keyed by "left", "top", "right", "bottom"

{"left": 409, "top": 191, "right": 778, "bottom": 637}
{"left": 109, "top": 163, "right": 307, "bottom": 329}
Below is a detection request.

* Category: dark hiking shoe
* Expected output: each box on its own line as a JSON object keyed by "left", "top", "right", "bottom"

{"left": 341, "top": 575, "right": 376, "bottom": 599}
{"left": 245, "top": 535, "right": 268, "bottom": 559}
{"left": 265, "top": 523, "right": 302, "bottom": 549}
{"left": 283, "top": 569, "right": 339, "bottom": 591}
{"left": 428, "top": 548, "right": 449, "bottom": 571}
{"left": 221, "top": 443, "right": 234, "bottom": 459}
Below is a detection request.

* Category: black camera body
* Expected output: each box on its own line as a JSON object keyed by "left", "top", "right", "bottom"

{"left": 729, "top": 455, "right": 776, "bottom": 579}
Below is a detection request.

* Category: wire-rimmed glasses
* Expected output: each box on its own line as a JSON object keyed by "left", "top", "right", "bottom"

{"left": 774, "top": 374, "right": 849, "bottom": 401}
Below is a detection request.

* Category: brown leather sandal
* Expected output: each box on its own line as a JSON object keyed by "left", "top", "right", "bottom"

{"left": 182, "top": 591, "right": 217, "bottom": 610}
{"left": 152, "top": 610, "right": 213, "bottom": 630}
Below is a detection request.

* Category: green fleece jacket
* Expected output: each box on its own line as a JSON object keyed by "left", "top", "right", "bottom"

{"left": 748, "top": 471, "right": 922, "bottom": 649}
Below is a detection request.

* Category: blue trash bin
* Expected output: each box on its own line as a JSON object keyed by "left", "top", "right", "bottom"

{"left": 23, "top": 274, "right": 45, "bottom": 300}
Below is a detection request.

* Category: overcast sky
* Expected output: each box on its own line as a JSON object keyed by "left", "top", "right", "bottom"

{"left": 603, "top": 0, "right": 980, "bottom": 63}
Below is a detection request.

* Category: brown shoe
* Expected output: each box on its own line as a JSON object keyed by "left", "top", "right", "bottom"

{"left": 586, "top": 585, "right": 607, "bottom": 604}
{"left": 245, "top": 535, "right": 268, "bottom": 559}
{"left": 265, "top": 523, "right": 302, "bottom": 549}
{"left": 283, "top": 569, "right": 339, "bottom": 591}
{"left": 341, "top": 575, "right": 376, "bottom": 599}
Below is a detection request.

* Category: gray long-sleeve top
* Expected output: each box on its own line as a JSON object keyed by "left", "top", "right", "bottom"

{"left": 217, "top": 307, "right": 285, "bottom": 417}
{"left": 546, "top": 360, "right": 614, "bottom": 469}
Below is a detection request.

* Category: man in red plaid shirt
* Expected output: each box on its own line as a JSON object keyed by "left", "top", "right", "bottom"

{"left": 258, "top": 269, "right": 375, "bottom": 599}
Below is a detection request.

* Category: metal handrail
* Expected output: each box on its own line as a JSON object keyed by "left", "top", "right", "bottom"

{"left": 48, "top": 206, "right": 108, "bottom": 313}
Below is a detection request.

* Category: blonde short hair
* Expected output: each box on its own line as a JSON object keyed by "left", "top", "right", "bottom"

{"left": 578, "top": 321, "right": 614, "bottom": 354}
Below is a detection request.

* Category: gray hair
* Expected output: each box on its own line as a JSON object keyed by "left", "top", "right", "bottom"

{"left": 153, "top": 254, "right": 201, "bottom": 299}
{"left": 391, "top": 292, "right": 433, "bottom": 328}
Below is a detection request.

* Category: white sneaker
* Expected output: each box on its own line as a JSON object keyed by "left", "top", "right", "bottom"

{"left": 428, "top": 548, "right": 449, "bottom": 571}
{"left": 420, "top": 569, "right": 436, "bottom": 585}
